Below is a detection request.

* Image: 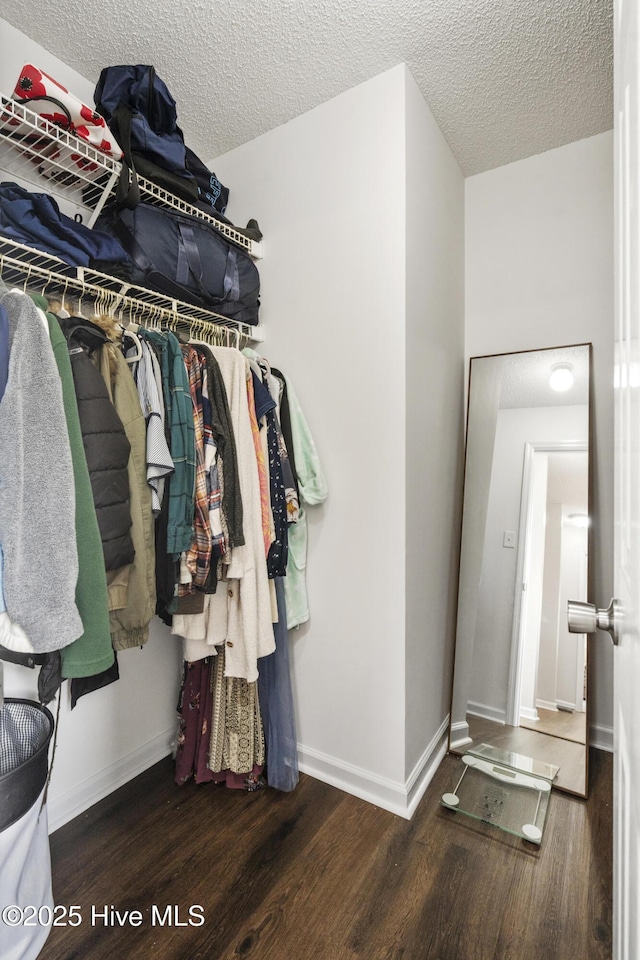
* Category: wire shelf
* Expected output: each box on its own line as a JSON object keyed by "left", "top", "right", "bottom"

{"left": 0, "top": 94, "right": 263, "bottom": 258}
{"left": 0, "top": 237, "right": 265, "bottom": 342}
{"left": 135, "top": 175, "right": 261, "bottom": 257}
{"left": 0, "top": 95, "right": 119, "bottom": 213}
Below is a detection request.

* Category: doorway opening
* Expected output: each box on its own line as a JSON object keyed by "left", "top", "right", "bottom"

{"left": 506, "top": 442, "right": 588, "bottom": 746}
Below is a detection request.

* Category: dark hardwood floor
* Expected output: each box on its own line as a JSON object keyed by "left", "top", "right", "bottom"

{"left": 40, "top": 748, "right": 613, "bottom": 960}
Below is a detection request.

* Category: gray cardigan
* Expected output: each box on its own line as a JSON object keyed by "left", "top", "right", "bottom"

{"left": 0, "top": 291, "right": 82, "bottom": 652}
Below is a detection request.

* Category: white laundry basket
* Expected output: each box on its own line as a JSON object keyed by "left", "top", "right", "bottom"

{"left": 0, "top": 699, "right": 54, "bottom": 960}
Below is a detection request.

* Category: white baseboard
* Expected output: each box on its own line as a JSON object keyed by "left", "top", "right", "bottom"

{"left": 519, "top": 706, "right": 539, "bottom": 722}
{"left": 467, "top": 701, "right": 506, "bottom": 725}
{"left": 298, "top": 717, "right": 450, "bottom": 821}
{"left": 48, "top": 716, "right": 455, "bottom": 831}
{"left": 48, "top": 727, "right": 175, "bottom": 834}
{"left": 449, "top": 719, "right": 471, "bottom": 751}
{"left": 590, "top": 722, "right": 613, "bottom": 753}
{"left": 405, "top": 718, "right": 451, "bottom": 819}
{"left": 535, "top": 699, "right": 558, "bottom": 712}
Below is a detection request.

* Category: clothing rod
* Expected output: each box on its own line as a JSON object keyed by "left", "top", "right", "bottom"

{"left": 0, "top": 238, "right": 264, "bottom": 342}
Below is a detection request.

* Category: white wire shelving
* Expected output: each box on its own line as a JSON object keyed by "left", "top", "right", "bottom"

{"left": 0, "top": 237, "right": 265, "bottom": 343}
{"left": 0, "top": 93, "right": 265, "bottom": 342}
{"left": 0, "top": 94, "right": 263, "bottom": 259}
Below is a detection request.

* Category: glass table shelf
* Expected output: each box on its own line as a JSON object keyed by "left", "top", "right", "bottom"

{"left": 441, "top": 748, "right": 556, "bottom": 844}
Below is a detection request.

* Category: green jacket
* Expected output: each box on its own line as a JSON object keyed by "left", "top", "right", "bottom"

{"left": 140, "top": 328, "right": 195, "bottom": 555}
{"left": 43, "top": 308, "right": 114, "bottom": 679}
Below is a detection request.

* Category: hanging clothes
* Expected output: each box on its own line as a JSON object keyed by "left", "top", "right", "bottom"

{"left": 174, "top": 653, "right": 266, "bottom": 790}
{"left": 257, "top": 577, "right": 298, "bottom": 791}
{"left": 171, "top": 343, "right": 272, "bottom": 790}
{"left": 39, "top": 305, "right": 114, "bottom": 680}
{"left": 246, "top": 371, "right": 272, "bottom": 558}
{"left": 279, "top": 372, "right": 328, "bottom": 629}
{"left": 197, "top": 344, "right": 244, "bottom": 554}
{"left": 0, "top": 290, "right": 82, "bottom": 653}
{"left": 200, "top": 352, "right": 227, "bottom": 574}
{"left": 208, "top": 645, "right": 265, "bottom": 788}
{"left": 271, "top": 368, "right": 300, "bottom": 497}
{"left": 125, "top": 337, "right": 174, "bottom": 517}
{"left": 175, "top": 657, "right": 216, "bottom": 786}
{"left": 252, "top": 357, "right": 299, "bottom": 527}
{"left": 139, "top": 328, "right": 195, "bottom": 557}
{"left": 0, "top": 300, "right": 35, "bottom": 656}
{"left": 269, "top": 373, "right": 300, "bottom": 525}
{"left": 94, "top": 321, "right": 157, "bottom": 650}
{"left": 243, "top": 348, "right": 327, "bottom": 628}
{"left": 252, "top": 362, "right": 289, "bottom": 578}
{"left": 179, "top": 346, "right": 212, "bottom": 592}
{"left": 178, "top": 347, "right": 274, "bottom": 682}
{"left": 57, "top": 315, "right": 135, "bottom": 574}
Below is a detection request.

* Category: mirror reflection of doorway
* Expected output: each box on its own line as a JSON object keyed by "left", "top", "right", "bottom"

{"left": 448, "top": 343, "right": 591, "bottom": 796}
{"left": 511, "top": 446, "right": 588, "bottom": 747}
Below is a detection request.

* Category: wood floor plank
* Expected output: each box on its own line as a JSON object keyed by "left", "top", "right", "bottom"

{"left": 40, "top": 748, "right": 612, "bottom": 960}
{"left": 519, "top": 705, "right": 586, "bottom": 744}
{"left": 217, "top": 797, "right": 389, "bottom": 959}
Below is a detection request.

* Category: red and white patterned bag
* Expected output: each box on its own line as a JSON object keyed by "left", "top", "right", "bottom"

{"left": 11, "top": 64, "right": 123, "bottom": 160}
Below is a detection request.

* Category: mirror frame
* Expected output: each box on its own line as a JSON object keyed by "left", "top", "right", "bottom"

{"left": 448, "top": 342, "right": 594, "bottom": 799}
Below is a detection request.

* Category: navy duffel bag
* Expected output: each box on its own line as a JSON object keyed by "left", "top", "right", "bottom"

{"left": 94, "top": 202, "right": 260, "bottom": 326}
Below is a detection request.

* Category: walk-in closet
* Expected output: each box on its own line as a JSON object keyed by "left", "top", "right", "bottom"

{"left": 0, "top": 3, "right": 619, "bottom": 958}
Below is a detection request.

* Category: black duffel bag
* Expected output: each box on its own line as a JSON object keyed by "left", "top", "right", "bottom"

{"left": 93, "top": 202, "right": 260, "bottom": 326}
{"left": 95, "top": 64, "right": 230, "bottom": 216}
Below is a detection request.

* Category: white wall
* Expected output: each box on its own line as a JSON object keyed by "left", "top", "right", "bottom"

{"left": 449, "top": 354, "right": 503, "bottom": 742}
{"left": 465, "top": 132, "right": 614, "bottom": 748}
{"left": 0, "top": 20, "right": 95, "bottom": 102}
{"left": 212, "top": 65, "right": 408, "bottom": 802}
{"left": 210, "top": 64, "right": 464, "bottom": 814}
{"left": 7, "top": 624, "right": 182, "bottom": 833}
{"left": 403, "top": 68, "right": 464, "bottom": 780}
{"left": 0, "top": 20, "right": 182, "bottom": 832}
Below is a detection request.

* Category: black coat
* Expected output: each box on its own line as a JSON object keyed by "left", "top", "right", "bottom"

{"left": 59, "top": 317, "right": 134, "bottom": 571}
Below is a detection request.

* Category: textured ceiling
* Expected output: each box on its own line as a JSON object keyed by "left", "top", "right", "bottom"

{"left": 1, "top": 0, "right": 613, "bottom": 176}
{"left": 496, "top": 345, "right": 590, "bottom": 409}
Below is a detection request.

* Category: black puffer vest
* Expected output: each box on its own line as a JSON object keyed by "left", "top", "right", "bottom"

{"left": 59, "top": 317, "right": 134, "bottom": 571}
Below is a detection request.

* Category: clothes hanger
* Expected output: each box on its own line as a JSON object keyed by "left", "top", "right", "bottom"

{"left": 186, "top": 316, "right": 212, "bottom": 349}
{"left": 193, "top": 316, "right": 242, "bottom": 350}
{"left": 125, "top": 296, "right": 143, "bottom": 333}
{"left": 123, "top": 327, "right": 143, "bottom": 363}
{"left": 52, "top": 279, "right": 72, "bottom": 318}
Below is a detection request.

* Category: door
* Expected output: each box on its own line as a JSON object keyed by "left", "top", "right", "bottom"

{"left": 614, "top": 0, "right": 640, "bottom": 955}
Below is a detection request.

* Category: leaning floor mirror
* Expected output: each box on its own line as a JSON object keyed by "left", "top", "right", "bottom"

{"left": 448, "top": 343, "right": 592, "bottom": 802}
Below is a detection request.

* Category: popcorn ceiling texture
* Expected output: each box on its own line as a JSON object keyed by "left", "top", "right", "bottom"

{"left": 2, "top": 0, "right": 612, "bottom": 176}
